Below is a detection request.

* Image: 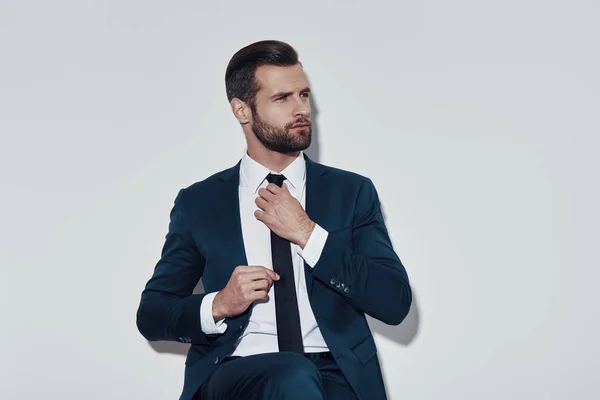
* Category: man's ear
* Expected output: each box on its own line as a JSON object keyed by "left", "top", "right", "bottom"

{"left": 230, "top": 98, "right": 251, "bottom": 125}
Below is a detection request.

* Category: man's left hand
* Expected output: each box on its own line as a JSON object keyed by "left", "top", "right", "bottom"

{"left": 254, "top": 183, "right": 315, "bottom": 249}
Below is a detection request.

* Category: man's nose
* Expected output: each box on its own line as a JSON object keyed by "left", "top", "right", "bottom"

{"left": 293, "top": 96, "right": 311, "bottom": 118}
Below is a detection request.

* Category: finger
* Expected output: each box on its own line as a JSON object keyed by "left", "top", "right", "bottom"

{"left": 234, "top": 265, "right": 276, "bottom": 279}
{"left": 252, "top": 267, "right": 279, "bottom": 281}
{"left": 249, "top": 289, "right": 269, "bottom": 302}
{"left": 255, "top": 196, "right": 268, "bottom": 210}
{"left": 254, "top": 210, "right": 275, "bottom": 226}
{"left": 234, "top": 265, "right": 269, "bottom": 274}
{"left": 254, "top": 209, "right": 266, "bottom": 222}
{"left": 243, "top": 273, "right": 273, "bottom": 290}
{"left": 265, "top": 183, "right": 282, "bottom": 194}
{"left": 246, "top": 278, "right": 271, "bottom": 291}
{"left": 257, "top": 188, "right": 275, "bottom": 201}
{"left": 238, "top": 265, "right": 273, "bottom": 271}
{"left": 239, "top": 268, "right": 280, "bottom": 281}
{"left": 266, "top": 268, "right": 280, "bottom": 280}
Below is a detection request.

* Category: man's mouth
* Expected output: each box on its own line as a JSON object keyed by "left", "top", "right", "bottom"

{"left": 292, "top": 123, "right": 311, "bottom": 128}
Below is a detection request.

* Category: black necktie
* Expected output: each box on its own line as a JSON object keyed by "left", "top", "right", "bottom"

{"left": 266, "top": 173, "right": 304, "bottom": 353}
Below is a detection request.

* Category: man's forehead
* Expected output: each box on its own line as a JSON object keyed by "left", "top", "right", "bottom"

{"left": 255, "top": 64, "right": 309, "bottom": 93}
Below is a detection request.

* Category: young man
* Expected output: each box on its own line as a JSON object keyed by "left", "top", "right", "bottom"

{"left": 137, "top": 40, "right": 412, "bottom": 400}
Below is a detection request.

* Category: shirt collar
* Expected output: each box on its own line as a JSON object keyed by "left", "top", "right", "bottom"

{"left": 240, "top": 150, "right": 306, "bottom": 193}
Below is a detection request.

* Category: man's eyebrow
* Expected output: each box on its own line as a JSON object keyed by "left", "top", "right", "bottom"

{"left": 269, "top": 87, "right": 311, "bottom": 100}
{"left": 270, "top": 91, "right": 293, "bottom": 100}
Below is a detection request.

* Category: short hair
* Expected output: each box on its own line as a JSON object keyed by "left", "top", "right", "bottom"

{"left": 225, "top": 40, "right": 300, "bottom": 107}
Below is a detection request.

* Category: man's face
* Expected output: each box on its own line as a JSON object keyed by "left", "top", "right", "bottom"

{"left": 249, "top": 64, "right": 312, "bottom": 153}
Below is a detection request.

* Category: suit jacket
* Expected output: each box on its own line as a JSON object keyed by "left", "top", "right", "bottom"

{"left": 136, "top": 153, "right": 412, "bottom": 400}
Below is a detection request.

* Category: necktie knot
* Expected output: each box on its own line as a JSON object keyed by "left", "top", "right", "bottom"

{"left": 266, "top": 173, "right": 286, "bottom": 187}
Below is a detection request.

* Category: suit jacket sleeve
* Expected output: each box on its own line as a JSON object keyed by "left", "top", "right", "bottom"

{"left": 310, "top": 177, "right": 412, "bottom": 325}
{"left": 136, "top": 188, "right": 212, "bottom": 345}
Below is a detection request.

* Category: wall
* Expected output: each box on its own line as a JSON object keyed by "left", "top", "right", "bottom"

{"left": 1, "top": 1, "right": 598, "bottom": 398}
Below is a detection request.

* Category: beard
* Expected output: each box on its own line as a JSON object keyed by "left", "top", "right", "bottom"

{"left": 251, "top": 111, "right": 312, "bottom": 154}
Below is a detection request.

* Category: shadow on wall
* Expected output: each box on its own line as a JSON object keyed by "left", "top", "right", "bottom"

{"left": 147, "top": 89, "right": 420, "bottom": 355}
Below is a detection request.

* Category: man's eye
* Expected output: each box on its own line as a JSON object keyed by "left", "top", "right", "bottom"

{"left": 301, "top": 92, "right": 310, "bottom": 98}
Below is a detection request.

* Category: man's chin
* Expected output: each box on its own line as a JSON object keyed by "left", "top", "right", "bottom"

{"left": 292, "top": 129, "right": 311, "bottom": 148}
{"left": 273, "top": 141, "right": 311, "bottom": 154}
{"left": 292, "top": 138, "right": 311, "bottom": 152}
{"left": 254, "top": 128, "right": 311, "bottom": 153}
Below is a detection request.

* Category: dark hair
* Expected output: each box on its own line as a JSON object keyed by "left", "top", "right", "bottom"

{"left": 225, "top": 40, "right": 300, "bottom": 107}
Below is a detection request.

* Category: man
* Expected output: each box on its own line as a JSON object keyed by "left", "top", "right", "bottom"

{"left": 136, "top": 40, "right": 412, "bottom": 400}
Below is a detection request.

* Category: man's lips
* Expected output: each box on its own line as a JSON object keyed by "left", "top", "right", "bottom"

{"left": 292, "top": 123, "right": 311, "bottom": 128}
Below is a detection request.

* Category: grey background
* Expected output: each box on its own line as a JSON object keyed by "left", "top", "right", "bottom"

{"left": 1, "top": 0, "right": 598, "bottom": 398}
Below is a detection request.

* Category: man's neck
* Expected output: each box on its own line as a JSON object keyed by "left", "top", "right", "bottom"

{"left": 247, "top": 147, "right": 301, "bottom": 173}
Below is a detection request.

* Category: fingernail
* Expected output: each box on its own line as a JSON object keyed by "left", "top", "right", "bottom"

{"left": 276, "top": 273, "right": 281, "bottom": 280}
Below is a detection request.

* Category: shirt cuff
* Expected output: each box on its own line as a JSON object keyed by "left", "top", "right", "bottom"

{"left": 298, "top": 223, "right": 329, "bottom": 268}
{"left": 200, "top": 291, "right": 228, "bottom": 334}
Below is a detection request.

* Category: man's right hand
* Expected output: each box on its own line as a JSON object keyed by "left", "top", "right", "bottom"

{"left": 212, "top": 266, "right": 280, "bottom": 321}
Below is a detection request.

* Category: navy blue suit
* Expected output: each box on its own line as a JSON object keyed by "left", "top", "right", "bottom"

{"left": 136, "top": 154, "right": 412, "bottom": 399}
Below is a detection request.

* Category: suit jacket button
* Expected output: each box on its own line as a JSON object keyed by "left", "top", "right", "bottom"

{"left": 344, "top": 287, "right": 349, "bottom": 293}
{"left": 330, "top": 278, "right": 335, "bottom": 285}
{"left": 214, "top": 356, "right": 219, "bottom": 364}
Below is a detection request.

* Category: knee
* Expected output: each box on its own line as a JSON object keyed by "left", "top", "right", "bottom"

{"left": 266, "top": 353, "right": 323, "bottom": 397}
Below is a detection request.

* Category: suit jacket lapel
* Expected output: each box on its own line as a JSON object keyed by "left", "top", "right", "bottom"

{"left": 215, "top": 160, "right": 248, "bottom": 275}
{"left": 303, "top": 153, "right": 329, "bottom": 297}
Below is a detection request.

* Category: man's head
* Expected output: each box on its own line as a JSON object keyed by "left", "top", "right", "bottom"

{"left": 225, "top": 40, "right": 312, "bottom": 154}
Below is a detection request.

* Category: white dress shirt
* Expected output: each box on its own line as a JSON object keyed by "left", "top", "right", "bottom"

{"left": 199, "top": 150, "right": 330, "bottom": 355}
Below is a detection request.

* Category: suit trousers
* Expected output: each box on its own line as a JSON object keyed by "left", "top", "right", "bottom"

{"left": 195, "top": 351, "right": 358, "bottom": 400}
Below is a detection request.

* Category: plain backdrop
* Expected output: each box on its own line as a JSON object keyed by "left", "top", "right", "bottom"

{"left": 1, "top": 0, "right": 599, "bottom": 399}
